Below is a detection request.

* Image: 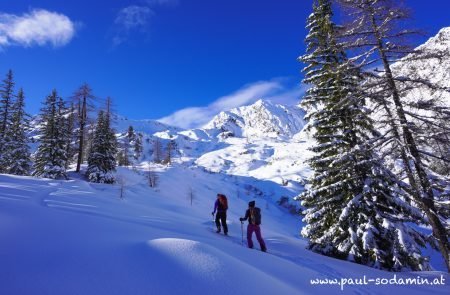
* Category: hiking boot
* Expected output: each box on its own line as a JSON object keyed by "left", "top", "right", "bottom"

{"left": 216, "top": 229, "right": 221, "bottom": 233}
{"left": 224, "top": 232, "right": 228, "bottom": 236}
{"left": 261, "top": 247, "right": 267, "bottom": 252}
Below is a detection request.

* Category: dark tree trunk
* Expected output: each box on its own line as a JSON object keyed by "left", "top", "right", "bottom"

{"left": 370, "top": 13, "right": 450, "bottom": 272}
{"left": 76, "top": 95, "right": 87, "bottom": 172}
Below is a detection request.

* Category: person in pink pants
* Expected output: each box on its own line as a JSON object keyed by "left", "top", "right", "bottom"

{"left": 239, "top": 201, "right": 267, "bottom": 252}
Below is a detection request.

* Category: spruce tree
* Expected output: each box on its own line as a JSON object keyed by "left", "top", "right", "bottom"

{"left": 5, "top": 88, "right": 31, "bottom": 175}
{"left": 133, "top": 133, "right": 143, "bottom": 160}
{"left": 127, "top": 125, "right": 135, "bottom": 142}
{"left": 0, "top": 70, "right": 15, "bottom": 172}
{"left": 33, "top": 90, "right": 68, "bottom": 179}
{"left": 0, "top": 70, "right": 14, "bottom": 136}
{"left": 105, "top": 104, "right": 118, "bottom": 168}
{"left": 86, "top": 110, "right": 117, "bottom": 184}
{"left": 299, "top": 0, "right": 429, "bottom": 271}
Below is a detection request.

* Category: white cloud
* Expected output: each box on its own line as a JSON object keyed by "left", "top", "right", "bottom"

{"left": 158, "top": 79, "right": 306, "bottom": 129}
{"left": 0, "top": 9, "right": 76, "bottom": 48}
{"left": 115, "top": 6, "right": 154, "bottom": 30}
{"left": 113, "top": 5, "right": 154, "bottom": 46}
{"left": 113, "top": 1, "right": 178, "bottom": 46}
{"left": 210, "top": 81, "right": 282, "bottom": 111}
{"left": 158, "top": 107, "right": 212, "bottom": 130}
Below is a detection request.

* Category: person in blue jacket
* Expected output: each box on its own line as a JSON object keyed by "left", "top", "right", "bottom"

{"left": 212, "top": 193, "right": 228, "bottom": 235}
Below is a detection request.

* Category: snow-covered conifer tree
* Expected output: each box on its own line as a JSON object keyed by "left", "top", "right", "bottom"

{"left": 0, "top": 70, "right": 15, "bottom": 172}
{"left": 133, "top": 133, "right": 143, "bottom": 160}
{"left": 127, "top": 125, "right": 135, "bottom": 142}
{"left": 0, "top": 70, "right": 14, "bottom": 136}
{"left": 86, "top": 110, "right": 117, "bottom": 184}
{"left": 4, "top": 88, "right": 31, "bottom": 175}
{"left": 299, "top": 0, "right": 430, "bottom": 271}
{"left": 32, "top": 90, "right": 68, "bottom": 179}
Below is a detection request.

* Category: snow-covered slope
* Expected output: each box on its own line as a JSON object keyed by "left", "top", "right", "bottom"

{"left": 194, "top": 131, "right": 313, "bottom": 188}
{"left": 193, "top": 100, "right": 310, "bottom": 187}
{"left": 1, "top": 170, "right": 448, "bottom": 295}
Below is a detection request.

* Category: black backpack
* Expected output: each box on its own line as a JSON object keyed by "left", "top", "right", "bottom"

{"left": 250, "top": 208, "right": 261, "bottom": 225}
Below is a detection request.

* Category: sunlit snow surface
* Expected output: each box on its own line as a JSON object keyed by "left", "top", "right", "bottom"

{"left": 0, "top": 169, "right": 448, "bottom": 295}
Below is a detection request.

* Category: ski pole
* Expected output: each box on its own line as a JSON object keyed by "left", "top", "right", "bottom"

{"left": 240, "top": 221, "right": 244, "bottom": 246}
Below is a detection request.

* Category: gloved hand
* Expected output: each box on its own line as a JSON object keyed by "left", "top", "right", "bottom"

{"left": 211, "top": 212, "right": 215, "bottom": 216}
{"left": 239, "top": 218, "right": 244, "bottom": 222}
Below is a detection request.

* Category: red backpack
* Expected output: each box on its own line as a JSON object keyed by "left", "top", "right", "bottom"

{"left": 218, "top": 194, "right": 228, "bottom": 210}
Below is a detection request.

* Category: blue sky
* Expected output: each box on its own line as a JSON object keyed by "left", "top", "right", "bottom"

{"left": 1, "top": 0, "right": 449, "bottom": 128}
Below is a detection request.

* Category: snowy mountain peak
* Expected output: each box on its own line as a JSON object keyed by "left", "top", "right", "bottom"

{"left": 253, "top": 98, "right": 272, "bottom": 107}
{"left": 417, "top": 26, "right": 450, "bottom": 52}
{"left": 392, "top": 27, "right": 450, "bottom": 105}
{"left": 438, "top": 26, "right": 450, "bottom": 36}
{"left": 203, "top": 99, "right": 305, "bottom": 139}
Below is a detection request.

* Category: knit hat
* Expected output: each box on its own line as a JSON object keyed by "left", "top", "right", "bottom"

{"left": 248, "top": 201, "right": 255, "bottom": 207}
